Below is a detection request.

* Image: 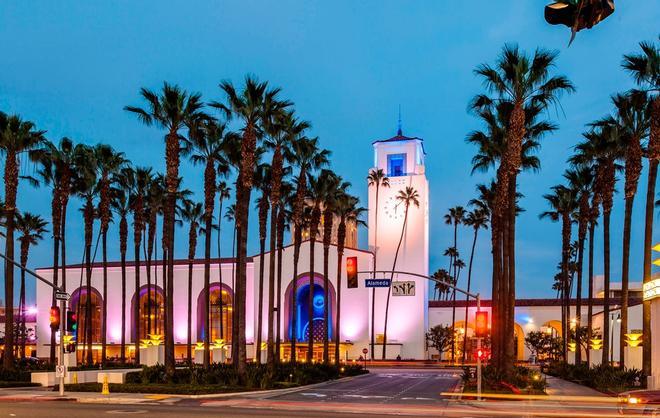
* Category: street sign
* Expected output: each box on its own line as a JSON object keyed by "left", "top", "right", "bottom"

{"left": 55, "top": 291, "right": 70, "bottom": 301}
{"left": 392, "top": 281, "right": 415, "bottom": 296}
{"left": 362, "top": 348, "right": 368, "bottom": 355}
{"left": 365, "top": 279, "right": 391, "bottom": 288}
{"left": 55, "top": 365, "right": 67, "bottom": 378}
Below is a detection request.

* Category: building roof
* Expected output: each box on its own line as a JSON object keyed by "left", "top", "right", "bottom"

{"left": 428, "top": 297, "right": 642, "bottom": 309}
{"left": 36, "top": 257, "right": 252, "bottom": 271}
{"left": 372, "top": 129, "right": 426, "bottom": 155}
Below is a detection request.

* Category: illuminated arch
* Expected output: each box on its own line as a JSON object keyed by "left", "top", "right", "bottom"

{"left": 283, "top": 273, "right": 336, "bottom": 343}
{"left": 514, "top": 323, "right": 525, "bottom": 361}
{"left": 70, "top": 287, "right": 103, "bottom": 343}
{"left": 131, "top": 285, "right": 165, "bottom": 341}
{"left": 197, "top": 283, "right": 233, "bottom": 343}
{"left": 543, "top": 320, "right": 563, "bottom": 338}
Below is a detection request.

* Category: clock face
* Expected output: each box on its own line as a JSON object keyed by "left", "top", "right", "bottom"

{"left": 383, "top": 196, "right": 405, "bottom": 220}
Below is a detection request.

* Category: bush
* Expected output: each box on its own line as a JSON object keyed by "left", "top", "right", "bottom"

{"left": 461, "top": 365, "right": 546, "bottom": 394}
{"left": 545, "top": 362, "right": 644, "bottom": 393}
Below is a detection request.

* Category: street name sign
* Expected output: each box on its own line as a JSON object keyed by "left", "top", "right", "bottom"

{"left": 365, "top": 279, "right": 391, "bottom": 288}
{"left": 55, "top": 291, "right": 70, "bottom": 301}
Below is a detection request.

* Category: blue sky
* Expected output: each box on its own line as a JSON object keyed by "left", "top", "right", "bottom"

{"left": 1, "top": 1, "right": 659, "bottom": 305}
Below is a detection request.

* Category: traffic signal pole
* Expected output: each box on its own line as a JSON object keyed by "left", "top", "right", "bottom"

{"left": 476, "top": 295, "right": 482, "bottom": 401}
{"left": 0, "top": 250, "right": 69, "bottom": 396}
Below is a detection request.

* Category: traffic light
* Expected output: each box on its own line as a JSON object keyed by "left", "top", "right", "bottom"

{"left": 49, "top": 306, "right": 61, "bottom": 330}
{"left": 66, "top": 310, "right": 77, "bottom": 334}
{"left": 545, "top": 0, "right": 615, "bottom": 44}
{"left": 475, "top": 348, "right": 490, "bottom": 361}
{"left": 347, "top": 256, "right": 358, "bottom": 289}
{"left": 475, "top": 311, "right": 489, "bottom": 338}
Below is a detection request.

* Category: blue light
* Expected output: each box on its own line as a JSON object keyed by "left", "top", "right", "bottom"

{"left": 313, "top": 295, "right": 324, "bottom": 309}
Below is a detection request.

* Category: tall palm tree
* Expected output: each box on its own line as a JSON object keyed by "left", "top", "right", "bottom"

{"left": 472, "top": 44, "right": 574, "bottom": 371}
{"left": 333, "top": 193, "right": 365, "bottom": 364}
{"left": 212, "top": 76, "right": 290, "bottom": 373}
{"left": 254, "top": 164, "right": 271, "bottom": 365}
{"left": 264, "top": 110, "right": 307, "bottom": 367}
{"left": 125, "top": 82, "right": 206, "bottom": 376}
{"left": 564, "top": 166, "right": 594, "bottom": 364}
{"left": 596, "top": 92, "right": 650, "bottom": 366}
{"left": 73, "top": 144, "right": 98, "bottom": 365}
{"left": 541, "top": 184, "right": 578, "bottom": 361}
{"left": 322, "top": 176, "right": 345, "bottom": 363}
{"left": 111, "top": 168, "right": 134, "bottom": 363}
{"left": 185, "top": 119, "right": 229, "bottom": 368}
{"left": 94, "top": 144, "right": 126, "bottom": 365}
{"left": 215, "top": 181, "right": 231, "bottom": 341}
{"left": 286, "top": 137, "right": 329, "bottom": 362}
{"left": 444, "top": 206, "right": 465, "bottom": 363}
{"left": 623, "top": 39, "right": 659, "bottom": 375}
{"left": 180, "top": 200, "right": 203, "bottom": 364}
{"left": 275, "top": 182, "right": 294, "bottom": 360}
{"left": 461, "top": 209, "right": 489, "bottom": 362}
{"left": 15, "top": 212, "right": 47, "bottom": 358}
{"left": 0, "top": 113, "right": 45, "bottom": 369}
{"left": 366, "top": 168, "right": 389, "bottom": 359}
{"left": 382, "top": 186, "right": 420, "bottom": 359}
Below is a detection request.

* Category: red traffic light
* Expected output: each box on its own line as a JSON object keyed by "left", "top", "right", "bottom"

{"left": 475, "top": 348, "right": 490, "bottom": 360}
{"left": 347, "top": 256, "right": 358, "bottom": 289}
{"left": 49, "top": 306, "right": 61, "bottom": 329}
{"left": 475, "top": 311, "right": 489, "bottom": 337}
{"left": 66, "top": 310, "right": 77, "bottom": 333}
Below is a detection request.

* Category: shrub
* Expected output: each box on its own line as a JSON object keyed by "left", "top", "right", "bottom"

{"left": 545, "top": 361, "right": 645, "bottom": 393}
{"left": 462, "top": 365, "right": 546, "bottom": 394}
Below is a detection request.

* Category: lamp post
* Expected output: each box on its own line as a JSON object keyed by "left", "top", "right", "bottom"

{"left": 610, "top": 312, "right": 621, "bottom": 365}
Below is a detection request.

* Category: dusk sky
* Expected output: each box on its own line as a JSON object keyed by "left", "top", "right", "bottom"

{"left": 1, "top": 1, "right": 659, "bottom": 304}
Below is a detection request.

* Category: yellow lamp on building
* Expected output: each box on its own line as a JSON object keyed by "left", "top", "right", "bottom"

{"left": 568, "top": 342, "right": 577, "bottom": 352}
{"left": 590, "top": 338, "right": 603, "bottom": 350}
{"left": 148, "top": 334, "right": 164, "bottom": 346}
{"left": 624, "top": 333, "right": 643, "bottom": 348}
{"left": 140, "top": 339, "right": 152, "bottom": 349}
{"left": 194, "top": 342, "right": 205, "bottom": 351}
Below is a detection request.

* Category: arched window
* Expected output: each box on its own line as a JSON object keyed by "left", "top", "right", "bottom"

{"left": 197, "top": 284, "right": 233, "bottom": 343}
{"left": 284, "top": 274, "right": 336, "bottom": 343}
{"left": 131, "top": 285, "right": 165, "bottom": 341}
{"left": 70, "top": 287, "right": 103, "bottom": 343}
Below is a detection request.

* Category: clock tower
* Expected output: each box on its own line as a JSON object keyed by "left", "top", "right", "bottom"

{"left": 368, "top": 127, "right": 429, "bottom": 359}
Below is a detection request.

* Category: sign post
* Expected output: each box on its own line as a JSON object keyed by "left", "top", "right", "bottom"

{"left": 362, "top": 348, "right": 368, "bottom": 369}
{"left": 475, "top": 296, "right": 484, "bottom": 401}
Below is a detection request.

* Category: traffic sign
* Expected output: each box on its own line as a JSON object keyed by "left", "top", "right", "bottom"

{"left": 362, "top": 348, "right": 368, "bottom": 355}
{"left": 55, "top": 291, "right": 70, "bottom": 301}
{"left": 392, "top": 281, "right": 415, "bottom": 296}
{"left": 365, "top": 279, "right": 391, "bottom": 288}
{"left": 55, "top": 365, "right": 67, "bottom": 378}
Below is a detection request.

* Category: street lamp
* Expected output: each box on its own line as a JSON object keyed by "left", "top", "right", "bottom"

{"left": 610, "top": 312, "right": 621, "bottom": 364}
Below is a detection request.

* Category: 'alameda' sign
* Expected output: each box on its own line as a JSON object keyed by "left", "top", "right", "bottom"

{"left": 644, "top": 279, "right": 660, "bottom": 301}
{"left": 365, "top": 279, "right": 391, "bottom": 288}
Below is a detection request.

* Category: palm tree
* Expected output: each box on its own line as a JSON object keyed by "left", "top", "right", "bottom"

{"left": 444, "top": 206, "right": 465, "bottom": 363}
{"left": 0, "top": 113, "right": 45, "bottom": 369}
{"left": 322, "top": 175, "right": 345, "bottom": 363}
{"left": 596, "top": 92, "right": 650, "bottom": 366}
{"left": 541, "top": 184, "right": 578, "bottom": 361}
{"left": 333, "top": 192, "right": 365, "bottom": 364}
{"left": 276, "top": 182, "right": 294, "bottom": 360}
{"left": 623, "top": 39, "right": 659, "bottom": 375}
{"left": 564, "top": 166, "right": 594, "bottom": 364}
{"left": 366, "top": 168, "right": 389, "bottom": 359}
{"left": 111, "top": 167, "right": 133, "bottom": 363}
{"left": 212, "top": 76, "right": 290, "bottom": 373}
{"left": 254, "top": 164, "right": 271, "bottom": 365}
{"left": 461, "top": 209, "right": 489, "bottom": 363}
{"left": 452, "top": 258, "right": 465, "bottom": 361}
{"left": 382, "top": 186, "right": 420, "bottom": 359}
{"left": 286, "top": 137, "right": 329, "bottom": 362}
{"left": 125, "top": 82, "right": 206, "bottom": 376}
{"left": 472, "top": 44, "right": 574, "bottom": 371}
{"left": 73, "top": 144, "right": 98, "bottom": 365}
{"left": 432, "top": 269, "right": 449, "bottom": 300}
{"left": 185, "top": 118, "right": 229, "bottom": 368}
{"left": 15, "top": 212, "right": 47, "bottom": 358}
{"left": 129, "top": 167, "right": 152, "bottom": 363}
{"left": 94, "top": 144, "right": 126, "bottom": 365}
{"left": 180, "top": 200, "right": 203, "bottom": 364}
{"left": 264, "top": 110, "right": 307, "bottom": 367}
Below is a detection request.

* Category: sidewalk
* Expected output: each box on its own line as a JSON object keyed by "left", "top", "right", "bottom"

{"left": 544, "top": 374, "right": 607, "bottom": 397}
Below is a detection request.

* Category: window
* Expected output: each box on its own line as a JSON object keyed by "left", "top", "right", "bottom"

{"left": 387, "top": 153, "right": 406, "bottom": 177}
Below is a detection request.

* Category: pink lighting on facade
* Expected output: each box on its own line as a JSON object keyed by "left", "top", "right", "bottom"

{"left": 26, "top": 306, "right": 38, "bottom": 316}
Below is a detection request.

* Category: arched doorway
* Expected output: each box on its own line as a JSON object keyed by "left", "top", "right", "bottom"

{"left": 197, "top": 283, "right": 233, "bottom": 343}
{"left": 514, "top": 323, "right": 525, "bottom": 361}
{"left": 284, "top": 274, "right": 336, "bottom": 344}
{"left": 70, "top": 287, "right": 103, "bottom": 343}
{"left": 543, "top": 320, "right": 563, "bottom": 338}
{"left": 131, "top": 285, "right": 165, "bottom": 341}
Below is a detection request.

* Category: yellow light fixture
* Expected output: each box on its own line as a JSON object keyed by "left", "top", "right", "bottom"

{"left": 652, "top": 243, "right": 660, "bottom": 252}
{"left": 148, "top": 334, "right": 164, "bottom": 346}
{"left": 590, "top": 338, "right": 603, "bottom": 350}
{"left": 261, "top": 342, "right": 267, "bottom": 351}
{"left": 62, "top": 335, "right": 75, "bottom": 345}
{"left": 653, "top": 259, "right": 660, "bottom": 267}
{"left": 140, "top": 339, "right": 152, "bottom": 348}
{"left": 568, "top": 342, "right": 576, "bottom": 352}
{"left": 625, "top": 333, "right": 643, "bottom": 348}
{"left": 194, "top": 342, "right": 205, "bottom": 351}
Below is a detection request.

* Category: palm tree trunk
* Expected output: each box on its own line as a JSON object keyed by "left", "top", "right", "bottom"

{"left": 620, "top": 197, "right": 634, "bottom": 367}
{"left": 506, "top": 183, "right": 516, "bottom": 369}
{"left": 216, "top": 198, "right": 224, "bottom": 343}
{"left": 133, "top": 224, "right": 142, "bottom": 365}
{"left": 62, "top": 197, "right": 69, "bottom": 292}
{"left": 575, "top": 225, "right": 586, "bottom": 365}
{"left": 256, "top": 233, "right": 266, "bottom": 365}
{"left": 204, "top": 214, "right": 213, "bottom": 368}
{"left": 450, "top": 223, "right": 458, "bottom": 364}
{"left": 323, "top": 240, "right": 330, "bottom": 364}
{"left": 587, "top": 223, "right": 595, "bottom": 366}
{"left": 19, "top": 242, "right": 28, "bottom": 359}
{"left": 382, "top": 205, "right": 409, "bottom": 360}
{"left": 335, "top": 224, "right": 345, "bottom": 364}
{"left": 2, "top": 152, "right": 17, "bottom": 370}
{"left": 187, "top": 253, "right": 193, "bottom": 364}
{"left": 120, "top": 217, "right": 127, "bottom": 364}
{"left": 49, "top": 190, "right": 61, "bottom": 363}
{"left": 462, "top": 228, "right": 478, "bottom": 363}
{"left": 267, "top": 205, "right": 278, "bottom": 367}
{"left": 371, "top": 186, "right": 379, "bottom": 360}
{"left": 602, "top": 212, "right": 611, "bottom": 365}
{"left": 275, "top": 210, "right": 285, "bottom": 361}
{"left": 490, "top": 213, "right": 501, "bottom": 370}
{"left": 291, "top": 228, "right": 301, "bottom": 363}
{"left": 308, "top": 237, "right": 316, "bottom": 362}
{"left": 101, "top": 231, "right": 108, "bottom": 366}
{"left": 643, "top": 160, "right": 658, "bottom": 375}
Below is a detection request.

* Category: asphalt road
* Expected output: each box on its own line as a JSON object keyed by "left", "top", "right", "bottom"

{"left": 261, "top": 367, "right": 462, "bottom": 405}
